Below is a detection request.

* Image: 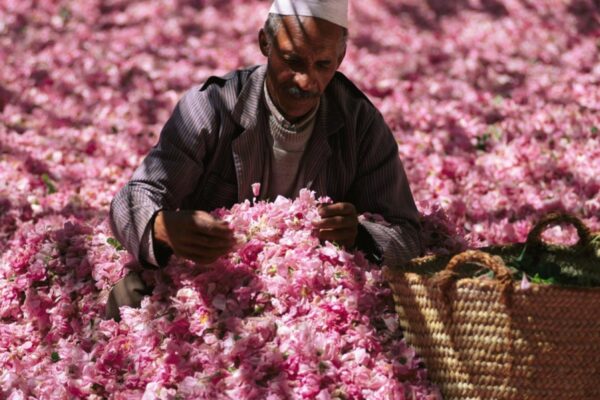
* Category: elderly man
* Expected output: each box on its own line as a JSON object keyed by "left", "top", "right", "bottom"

{"left": 107, "top": 0, "right": 422, "bottom": 320}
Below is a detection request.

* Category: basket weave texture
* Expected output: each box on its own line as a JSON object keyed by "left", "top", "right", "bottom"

{"left": 384, "top": 214, "right": 600, "bottom": 400}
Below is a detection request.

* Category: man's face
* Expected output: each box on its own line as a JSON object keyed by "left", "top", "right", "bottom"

{"left": 260, "top": 16, "right": 346, "bottom": 122}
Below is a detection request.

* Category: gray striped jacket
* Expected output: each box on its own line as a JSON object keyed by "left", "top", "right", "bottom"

{"left": 110, "top": 65, "right": 422, "bottom": 268}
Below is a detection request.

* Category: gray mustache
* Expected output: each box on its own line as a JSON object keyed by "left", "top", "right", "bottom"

{"left": 288, "top": 86, "right": 319, "bottom": 99}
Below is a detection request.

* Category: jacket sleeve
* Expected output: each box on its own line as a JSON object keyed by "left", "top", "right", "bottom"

{"left": 109, "top": 88, "right": 216, "bottom": 268}
{"left": 350, "top": 109, "right": 423, "bottom": 266}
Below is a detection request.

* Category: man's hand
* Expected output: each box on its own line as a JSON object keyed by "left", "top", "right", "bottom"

{"left": 153, "top": 210, "right": 236, "bottom": 264}
{"left": 313, "top": 202, "right": 359, "bottom": 248}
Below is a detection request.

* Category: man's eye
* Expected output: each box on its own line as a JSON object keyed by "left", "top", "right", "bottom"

{"left": 317, "top": 62, "right": 332, "bottom": 69}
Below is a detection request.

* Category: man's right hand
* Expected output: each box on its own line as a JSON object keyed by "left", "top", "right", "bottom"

{"left": 153, "top": 210, "right": 236, "bottom": 265}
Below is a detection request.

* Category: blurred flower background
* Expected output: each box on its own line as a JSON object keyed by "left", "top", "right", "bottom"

{"left": 0, "top": 0, "right": 598, "bottom": 398}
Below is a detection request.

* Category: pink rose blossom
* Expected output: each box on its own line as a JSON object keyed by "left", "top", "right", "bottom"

{"left": 251, "top": 182, "right": 261, "bottom": 197}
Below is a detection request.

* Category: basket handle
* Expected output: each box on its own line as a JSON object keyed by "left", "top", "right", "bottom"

{"left": 432, "top": 250, "right": 513, "bottom": 290}
{"left": 526, "top": 213, "right": 590, "bottom": 249}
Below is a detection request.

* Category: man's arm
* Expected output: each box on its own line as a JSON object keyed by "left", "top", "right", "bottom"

{"left": 346, "top": 108, "right": 423, "bottom": 266}
{"left": 152, "top": 209, "right": 235, "bottom": 266}
{"left": 109, "top": 88, "right": 230, "bottom": 268}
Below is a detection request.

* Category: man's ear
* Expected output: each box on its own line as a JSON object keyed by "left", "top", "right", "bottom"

{"left": 258, "top": 29, "right": 270, "bottom": 57}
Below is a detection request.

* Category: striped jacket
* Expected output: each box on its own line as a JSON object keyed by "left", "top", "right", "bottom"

{"left": 110, "top": 65, "right": 422, "bottom": 268}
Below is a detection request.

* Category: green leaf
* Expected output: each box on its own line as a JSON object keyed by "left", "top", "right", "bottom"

{"left": 41, "top": 173, "right": 57, "bottom": 194}
{"left": 592, "top": 126, "right": 598, "bottom": 135}
{"left": 253, "top": 305, "right": 265, "bottom": 315}
{"left": 106, "top": 237, "right": 124, "bottom": 251}
{"left": 515, "top": 245, "right": 527, "bottom": 264}
{"left": 318, "top": 361, "right": 328, "bottom": 373}
{"left": 59, "top": 6, "right": 71, "bottom": 22}
{"left": 332, "top": 388, "right": 348, "bottom": 400}
{"left": 476, "top": 132, "right": 491, "bottom": 151}
{"left": 51, "top": 351, "right": 60, "bottom": 363}
{"left": 486, "top": 124, "right": 503, "bottom": 141}
{"left": 507, "top": 244, "right": 530, "bottom": 273}
{"left": 530, "top": 273, "right": 556, "bottom": 285}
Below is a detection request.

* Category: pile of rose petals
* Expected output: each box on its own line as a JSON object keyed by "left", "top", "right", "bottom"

{"left": 1, "top": 189, "right": 442, "bottom": 398}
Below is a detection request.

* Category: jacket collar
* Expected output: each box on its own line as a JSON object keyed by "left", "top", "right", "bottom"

{"left": 230, "top": 66, "right": 268, "bottom": 201}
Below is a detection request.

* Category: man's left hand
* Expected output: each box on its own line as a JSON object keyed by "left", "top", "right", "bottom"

{"left": 314, "top": 202, "right": 358, "bottom": 248}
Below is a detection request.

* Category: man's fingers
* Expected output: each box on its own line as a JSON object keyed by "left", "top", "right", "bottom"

{"left": 192, "top": 219, "right": 234, "bottom": 238}
{"left": 318, "top": 202, "right": 356, "bottom": 218}
{"left": 317, "top": 231, "right": 356, "bottom": 248}
{"left": 174, "top": 244, "right": 233, "bottom": 264}
{"left": 315, "top": 215, "right": 358, "bottom": 230}
{"left": 176, "top": 240, "right": 234, "bottom": 255}
{"left": 317, "top": 227, "right": 357, "bottom": 243}
{"left": 313, "top": 202, "right": 358, "bottom": 248}
{"left": 182, "top": 253, "right": 221, "bottom": 265}
{"left": 206, "top": 223, "right": 235, "bottom": 238}
{"left": 178, "top": 244, "right": 235, "bottom": 259}
{"left": 181, "top": 233, "right": 237, "bottom": 249}
{"left": 157, "top": 210, "right": 237, "bottom": 265}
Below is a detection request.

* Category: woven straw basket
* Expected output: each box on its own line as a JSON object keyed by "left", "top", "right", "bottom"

{"left": 384, "top": 214, "right": 600, "bottom": 400}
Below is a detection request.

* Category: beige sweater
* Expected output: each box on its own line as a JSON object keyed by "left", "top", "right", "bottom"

{"left": 263, "top": 82, "right": 319, "bottom": 199}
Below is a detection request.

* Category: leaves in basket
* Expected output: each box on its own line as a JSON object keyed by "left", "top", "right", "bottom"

{"left": 505, "top": 245, "right": 562, "bottom": 285}
{"left": 529, "top": 273, "right": 557, "bottom": 285}
{"left": 495, "top": 241, "right": 599, "bottom": 286}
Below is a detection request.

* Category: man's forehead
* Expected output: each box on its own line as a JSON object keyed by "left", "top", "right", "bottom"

{"left": 276, "top": 15, "right": 343, "bottom": 52}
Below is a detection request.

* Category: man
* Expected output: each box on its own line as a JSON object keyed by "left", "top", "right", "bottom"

{"left": 107, "top": 0, "right": 422, "bottom": 320}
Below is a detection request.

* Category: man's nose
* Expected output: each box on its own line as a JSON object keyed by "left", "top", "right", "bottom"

{"left": 294, "top": 70, "right": 318, "bottom": 92}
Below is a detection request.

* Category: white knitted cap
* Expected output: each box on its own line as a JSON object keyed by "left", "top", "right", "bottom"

{"left": 269, "top": 0, "right": 348, "bottom": 28}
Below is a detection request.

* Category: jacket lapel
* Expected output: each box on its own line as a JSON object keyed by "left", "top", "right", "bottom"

{"left": 231, "top": 66, "right": 270, "bottom": 202}
{"left": 302, "top": 92, "right": 344, "bottom": 197}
